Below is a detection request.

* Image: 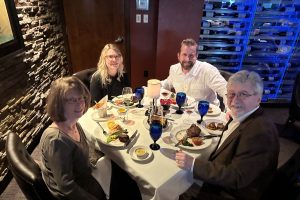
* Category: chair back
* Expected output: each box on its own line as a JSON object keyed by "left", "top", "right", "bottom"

{"left": 289, "top": 73, "right": 300, "bottom": 122}
{"left": 5, "top": 131, "right": 56, "bottom": 200}
{"left": 218, "top": 70, "right": 233, "bottom": 111}
{"left": 262, "top": 148, "right": 300, "bottom": 199}
{"left": 73, "top": 68, "right": 97, "bottom": 90}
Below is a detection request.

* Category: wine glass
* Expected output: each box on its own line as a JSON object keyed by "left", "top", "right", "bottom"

{"left": 197, "top": 100, "right": 209, "bottom": 124}
{"left": 185, "top": 109, "right": 194, "bottom": 124}
{"left": 135, "top": 87, "right": 144, "bottom": 108}
{"left": 122, "top": 87, "right": 133, "bottom": 121}
{"left": 175, "top": 92, "right": 186, "bottom": 114}
{"left": 149, "top": 120, "right": 163, "bottom": 150}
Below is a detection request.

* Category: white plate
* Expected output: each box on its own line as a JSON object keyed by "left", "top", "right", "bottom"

{"left": 170, "top": 125, "right": 212, "bottom": 150}
{"left": 111, "top": 96, "right": 138, "bottom": 109}
{"left": 170, "top": 96, "right": 196, "bottom": 109}
{"left": 194, "top": 104, "right": 221, "bottom": 116}
{"left": 142, "top": 118, "right": 172, "bottom": 131}
{"left": 129, "top": 145, "right": 153, "bottom": 162}
{"left": 94, "top": 123, "right": 133, "bottom": 147}
{"left": 91, "top": 111, "right": 117, "bottom": 122}
{"left": 201, "top": 119, "right": 226, "bottom": 135}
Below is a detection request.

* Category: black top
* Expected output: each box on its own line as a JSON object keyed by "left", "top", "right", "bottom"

{"left": 90, "top": 71, "right": 130, "bottom": 103}
{"left": 40, "top": 124, "right": 106, "bottom": 200}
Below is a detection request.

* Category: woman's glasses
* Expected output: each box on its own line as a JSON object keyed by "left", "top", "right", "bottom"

{"left": 106, "top": 54, "right": 121, "bottom": 60}
{"left": 65, "top": 96, "right": 86, "bottom": 104}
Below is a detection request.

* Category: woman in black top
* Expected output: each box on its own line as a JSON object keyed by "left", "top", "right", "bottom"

{"left": 90, "top": 44, "right": 130, "bottom": 103}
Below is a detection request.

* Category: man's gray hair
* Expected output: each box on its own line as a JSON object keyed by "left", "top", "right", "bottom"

{"left": 228, "top": 70, "right": 264, "bottom": 97}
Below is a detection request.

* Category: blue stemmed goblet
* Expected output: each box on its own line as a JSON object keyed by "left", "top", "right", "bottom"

{"left": 197, "top": 100, "right": 209, "bottom": 124}
{"left": 149, "top": 120, "right": 163, "bottom": 150}
{"left": 135, "top": 87, "right": 144, "bottom": 108}
{"left": 175, "top": 92, "right": 186, "bottom": 114}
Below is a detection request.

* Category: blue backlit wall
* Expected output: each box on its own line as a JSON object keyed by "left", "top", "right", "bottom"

{"left": 198, "top": 0, "right": 300, "bottom": 103}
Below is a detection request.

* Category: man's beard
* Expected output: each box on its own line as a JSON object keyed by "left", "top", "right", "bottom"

{"left": 180, "top": 61, "right": 194, "bottom": 70}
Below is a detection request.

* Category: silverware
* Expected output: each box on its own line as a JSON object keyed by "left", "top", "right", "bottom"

{"left": 174, "top": 135, "right": 189, "bottom": 147}
{"left": 201, "top": 135, "right": 220, "bottom": 139}
{"left": 125, "top": 130, "right": 138, "bottom": 148}
{"left": 96, "top": 121, "right": 107, "bottom": 136}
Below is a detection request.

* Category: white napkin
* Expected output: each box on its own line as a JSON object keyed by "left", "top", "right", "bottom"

{"left": 91, "top": 156, "right": 112, "bottom": 199}
{"left": 97, "top": 95, "right": 108, "bottom": 108}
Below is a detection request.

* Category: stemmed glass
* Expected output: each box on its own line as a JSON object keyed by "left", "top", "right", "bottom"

{"left": 135, "top": 87, "right": 144, "bottom": 108}
{"left": 185, "top": 109, "right": 194, "bottom": 124}
{"left": 197, "top": 100, "right": 209, "bottom": 124}
{"left": 149, "top": 120, "right": 163, "bottom": 150}
{"left": 175, "top": 92, "right": 186, "bottom": 114}
{"left": 122, "top": 87, "right": 133, "bottom": 122}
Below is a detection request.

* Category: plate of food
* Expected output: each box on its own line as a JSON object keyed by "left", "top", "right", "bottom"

{"left": 194, "top": 104, "right": 221, "bottom": 116}
{"left": 170, "top": 96, "right": 196, "bottom": 109}
{"left": 142, "top": 115, "right": 171, "bottom": 131}
{"left": 201, "top": 119, "right": 226, "bottom": 135}
{"left": 94, "top": 120, "right": 133, "bottom": 147}
{"left": 170, "top": 124, "right": 212, "bottom": 150}
{"left": 129, "top": 145, "right": 153, "bottom": 162}
{"left": 111, "top": 96, "right": 138, "bottom": 109}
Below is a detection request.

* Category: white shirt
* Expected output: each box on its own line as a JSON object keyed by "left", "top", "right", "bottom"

{"left": 161, "top": 60, "right": 227, "bottom": 107}
{"left": 217, "top": 106, "right": 260, "bottom": 149}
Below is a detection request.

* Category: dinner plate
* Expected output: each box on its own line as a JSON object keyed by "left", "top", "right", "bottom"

{"left": 129, "top": 145, "right": 153, "bottom": 162}
{"left": 170, "top": 125, "right": 212, "bottom": 150}
{"left": 194, "top": 104, "right": 221, "bottom": 116}
{"left": 201, "top": 119, "right": 226, "bottom": 135}
{"left": 142, "top": 118, "right": 172, "bottom": 131}
{"left": 91, "top": 111, "right": 117, "bottom": 122}
{"left": 94, "top": 123, "right": 134, "bottom": 147}
{"left": 111, "top": 96, "right": 138, "bottom": 109}
{"left": 170, "top": 96, "right": 196, "bottom": 109}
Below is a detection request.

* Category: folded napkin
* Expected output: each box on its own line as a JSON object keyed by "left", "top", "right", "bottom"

{"left": 91, "top": 156, "right": 112, "bottom": 199}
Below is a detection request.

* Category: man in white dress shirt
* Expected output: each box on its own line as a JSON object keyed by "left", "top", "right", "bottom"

{"left": 161, "top": 38, "right": 228, "bottom": 108}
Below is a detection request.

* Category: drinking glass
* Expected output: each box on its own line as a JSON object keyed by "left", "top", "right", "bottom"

{"left": 197, "top": 100, "right": 209, "bottom": 124}
{"left": 135, "top": 87, "right": 144, "bottom": 108}
{"left": 149, "top": 120, "right": 162, "bottom": 150}
{"left": 175, "top": 92, "right": 186, "bottom": 114}
{"left": 185, "top": 109, "right": 194, "bottom": 124}
{"left": 122, "top": 87, "right": 133, "bottom": 121}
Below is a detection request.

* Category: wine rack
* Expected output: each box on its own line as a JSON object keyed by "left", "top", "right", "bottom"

{"left": 198, "top": 0, "right": 300, "bottom": 103}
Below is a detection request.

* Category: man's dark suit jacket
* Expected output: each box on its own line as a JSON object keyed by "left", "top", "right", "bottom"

{"left": 193, "top": 107, "right": 279, "bottom": 200}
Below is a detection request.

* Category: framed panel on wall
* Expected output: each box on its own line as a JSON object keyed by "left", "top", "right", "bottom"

{"left": 0, "top": 0, "right": 24, "bottom": 57}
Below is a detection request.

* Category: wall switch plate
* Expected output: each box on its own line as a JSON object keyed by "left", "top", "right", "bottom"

{"left": 143, "top": 14, "right": 148, "bottom": 23}
{"left": 136, "top": 14, "right": 141, "bottom": 23}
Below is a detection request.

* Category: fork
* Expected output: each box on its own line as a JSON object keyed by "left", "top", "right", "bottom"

{"left": 96, "top": 121, "right": 107, "bottom": 135}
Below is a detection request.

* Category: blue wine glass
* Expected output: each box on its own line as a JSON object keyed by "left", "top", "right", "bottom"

{"left": 135, "top": 87, "right": 144, "bottom": 108}
{"left": 149, "top": 120, "right": 162, "bottom": 150}
{"left": 175, "top": 92, "right": 186, "bottom": 114}
{"left": 197, "top": 100, "right": 209, "bottom": 124}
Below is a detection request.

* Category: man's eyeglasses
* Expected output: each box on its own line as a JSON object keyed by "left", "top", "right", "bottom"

{"left": 65, "top": 96, "right": 86, "bottom": 104}
{"left": 226, "top": 92, "right": 256, "bottom": 100}
{"left": 106, "top": 55, "right": 121, "bottom": 60}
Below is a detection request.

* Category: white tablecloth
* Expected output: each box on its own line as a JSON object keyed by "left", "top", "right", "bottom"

{"left": 79, "top": 99, "right": 226, "bottom": 200}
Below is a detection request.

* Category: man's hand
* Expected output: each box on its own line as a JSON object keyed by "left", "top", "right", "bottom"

{"left": 175, "top": 150, "right": 194, "bottom": 171}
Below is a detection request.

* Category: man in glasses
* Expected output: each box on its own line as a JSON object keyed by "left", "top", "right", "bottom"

{"left": 176, "top": 70, "right": 279, "bottom": 200}
{"left": 161, "top": 38, "right": 228, "bottom": 109}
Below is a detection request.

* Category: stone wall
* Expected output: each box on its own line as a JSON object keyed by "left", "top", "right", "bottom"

{"left": 0, "top": 0, "right": 69, "bottom": 191}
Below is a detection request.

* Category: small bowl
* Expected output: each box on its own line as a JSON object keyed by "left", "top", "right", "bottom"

{"left": 135, "top": 147, "right": 148, "bottom": 159}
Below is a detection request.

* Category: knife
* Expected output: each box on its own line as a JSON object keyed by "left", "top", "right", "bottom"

{"left": 124, "top": 130, "right": 138, "bottom": 148}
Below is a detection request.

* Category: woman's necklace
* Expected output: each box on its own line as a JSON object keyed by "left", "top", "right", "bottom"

{"left": 52, "top": 122, "right": 80, "bottom": 142}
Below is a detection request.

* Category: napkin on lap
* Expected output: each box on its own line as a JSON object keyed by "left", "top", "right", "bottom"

{"left": 91, "top": 156, "right": 112, "bottom": 199}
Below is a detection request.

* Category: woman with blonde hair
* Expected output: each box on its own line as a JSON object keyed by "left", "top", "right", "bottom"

{"left": 90, "top": 43, "right": 130, "bottom": 103}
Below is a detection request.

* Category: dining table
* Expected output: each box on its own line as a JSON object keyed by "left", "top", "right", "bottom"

{"left": 78, "top": 92, "right": 227, "bottom": 200}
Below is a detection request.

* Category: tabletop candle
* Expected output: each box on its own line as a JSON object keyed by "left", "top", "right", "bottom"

{"left": 147, "top": 79, "right": 161, "bottom": 99}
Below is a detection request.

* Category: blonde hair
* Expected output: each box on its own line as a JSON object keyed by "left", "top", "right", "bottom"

{"left": 96, "top": 44, "right": 125, "bottom": 87}
{"left": 46, "top": 76, "right": 91, "bottom": 122}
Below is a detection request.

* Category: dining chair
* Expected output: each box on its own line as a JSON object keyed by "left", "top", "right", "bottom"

{"left": 286, "top": 72, "right": 300, "bottom": 125}
{"left": 5, "top": 131, "right": 57, "bottom": 200}
{"left": 262, "top": 147, "right": 300, "bottom": 199}
{"left": 218, "top": 70, "right": 233, "bottom": 111}
{"left": 72, "top": 67, "right": 97, "bottom": 90}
